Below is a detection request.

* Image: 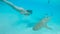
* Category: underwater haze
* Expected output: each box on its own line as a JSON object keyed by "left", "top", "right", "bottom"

{"left": 0, "top": 0, "right": 60, "bottom": 34}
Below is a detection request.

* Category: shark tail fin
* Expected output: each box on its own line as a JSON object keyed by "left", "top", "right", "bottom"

{"left": 45, "top": 25, "right": 52, "bottom": 30}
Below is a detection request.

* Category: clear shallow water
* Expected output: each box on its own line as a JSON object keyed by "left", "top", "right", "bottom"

{"left": 0, "top": 0, "right": 60, "bottom": 34}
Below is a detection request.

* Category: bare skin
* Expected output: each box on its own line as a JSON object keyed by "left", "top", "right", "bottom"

{"left": 1, "top": 0, "right": 31, "bottom": 15}
{"left": 33, "top": 15, "right": 52, "bottom": 31}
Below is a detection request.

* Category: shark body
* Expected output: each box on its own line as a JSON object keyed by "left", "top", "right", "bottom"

{"left": 33, "top": 16, "right": 52, "bottom": 31}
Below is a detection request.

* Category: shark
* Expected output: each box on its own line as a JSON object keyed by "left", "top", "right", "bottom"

{"left": 32, "top": 15, "right": 52, "bottom": 31}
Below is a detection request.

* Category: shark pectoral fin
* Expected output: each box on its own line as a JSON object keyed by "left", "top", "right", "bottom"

{"left": 45, "top": 25, "right": 52, "bottom": 30}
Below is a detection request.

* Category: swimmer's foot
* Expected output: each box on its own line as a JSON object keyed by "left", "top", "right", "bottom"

{"left": 20, "top": 11, "right": 30, "bottom": 16}
{"left": 24, "top": 10, "right": 32, "bottom": 16}
{"left": 20, "top": 10, "right": 32, "bottom": 16}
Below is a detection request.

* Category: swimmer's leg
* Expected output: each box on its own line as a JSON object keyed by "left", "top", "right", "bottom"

{"left": 0, "top": 0, "right": 31, "bottom": 15}
{"left": 0, "top": 0, "right": 25, "bottom": 13}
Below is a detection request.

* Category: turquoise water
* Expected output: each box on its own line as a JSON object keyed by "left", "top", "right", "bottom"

{"left": 0, "top": 0, "right": 60, "bottom": 34}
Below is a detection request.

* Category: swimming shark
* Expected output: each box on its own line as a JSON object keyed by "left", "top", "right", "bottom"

{"left": 33, "top": 15, "right": 52, "bottom": 31}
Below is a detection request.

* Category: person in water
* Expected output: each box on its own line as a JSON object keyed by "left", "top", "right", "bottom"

{"left": 1, "top": 0, "right": 32, "bottom": 16}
